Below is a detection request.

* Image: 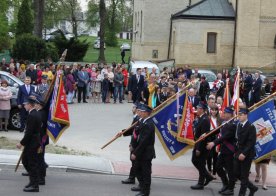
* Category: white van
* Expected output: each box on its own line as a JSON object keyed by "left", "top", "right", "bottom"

{"left": 129, "top": 61, "right": 159, "bottom": 75}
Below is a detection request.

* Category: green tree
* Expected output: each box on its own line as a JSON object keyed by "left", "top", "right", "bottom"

{"left": 16, "top": 0, "right": 34, "bottom": 37}
{"left": 86, "top": 0, "right": 99, "bottom": 28}
{"left": 0, "top": 0, "right": 10, "bottom": 51}
{"left": 34, "top": 0, "right": 45, "bottom": 38}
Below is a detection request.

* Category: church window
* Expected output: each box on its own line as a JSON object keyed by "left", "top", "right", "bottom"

{"left": 207, "top": 32, "right": 217, "bottom": 53}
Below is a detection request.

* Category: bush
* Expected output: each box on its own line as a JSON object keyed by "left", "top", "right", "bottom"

{"left": 12, "top": 33, "right": 58, "bottom": 62}
{"left": 53, "top": 35, "right": 89, "bottom": 62}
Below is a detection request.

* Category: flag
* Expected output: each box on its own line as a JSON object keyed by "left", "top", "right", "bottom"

{"left": 47, "top": 71, "right": 70, "bottom": 143}
{"left": 231, "top": 67, "right": 240, "bottom": 112}
{"left": 221, "top": 79, "right": 230, "bottom": 112}
{"left": 177, "top": 95, "right": 195, "bottom": 145}
{"left": 151, "top": 91, "right": 192, "bottom": 160}
{"left": 248, "top": 100, "right": 276, "bottom": 162}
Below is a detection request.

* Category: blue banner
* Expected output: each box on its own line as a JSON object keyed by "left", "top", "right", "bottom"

{"left": 151, "top": 92, "right": 191, "bottom": 160}
{"left": 248, "top": 100, "right": 276, "bottom": 162}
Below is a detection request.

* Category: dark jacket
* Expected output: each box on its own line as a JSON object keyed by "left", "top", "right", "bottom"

{"left": 128, "top": 74, "right": 145, "bottom": 93}
{"left": 17, "top": 84, "right": 35, "bottom": 105}
{"left": 214, "top": 120, "right": 236, "bottom": 155}
{"left": 20, "top": 109, "right": 41, "bottom": 150}
{"left": 102, "top": 78, "right": 109, "bottom": 91}
{"left": 193, "top": 113, "right": 211, "bottom": 153}
{"left": 188, "top": 95, "right": 200, "bottom": 108}
{"left": 37, "top": 109, "right": 49, "bottom": 146}
{"left": 252, "top": 78, "right": 262, "bottom": 95}
{"left": 235, "top": 121, "right": 257, "bottom": 159}
{"left": 199, "top": 80, "right": 210, "bottom": 101}
{"left": 133, "top": 118, "right": 155, "bottom": 160}
{"left": 114, "top": 72, "right": 124, "bottom": 87}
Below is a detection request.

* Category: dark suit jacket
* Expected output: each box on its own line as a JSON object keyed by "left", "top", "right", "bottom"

{"left": 17, "top": 84, "right": 35, "bottom": 105}
{"left": 188, "top": 95, "right": 200, "bottom": 108}
{"left": 37, "top": 109, "right": 49, "bottom": 146}
{"left": 193, "top": 113, "right": 211, "bottom": 153}
{"left": 20, "top": 109, "right": 41, "bottom": 150}
{"left": 133, "top": 118, "right": 155, "bottom": 160}
{"left": 252, "top": 78, "right": 262, "bottom": 95}
{"left": 214, "top": 120, "right": 236, "bottom": 154}
{"left": 128, "top": 74, "right": 145, "bottom": 94}
{"left": 236, "top": 121, "right": 257, "bottom": 159}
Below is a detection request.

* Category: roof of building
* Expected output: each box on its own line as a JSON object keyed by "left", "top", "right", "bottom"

{"left": 172, "top": 0, "right": 235, "bottom": 21}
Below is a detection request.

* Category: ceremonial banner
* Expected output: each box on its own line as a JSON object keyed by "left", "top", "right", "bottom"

{"left": 221, "top": 79, "right": 230, "bottom": 112}
{"left": 177, "top": 96, "right": 195, "bottom": 145}
{"left": 151, "top": 92, "right": 192, "bottom": 160}
{"left": 231, "top": 67, "right": 240, "bottom": 112}
{"left": 248, "top": 100, "right": 276, "bottom": 162}
{"left": 47, "top": 72, "right": 70, "bottom": 143}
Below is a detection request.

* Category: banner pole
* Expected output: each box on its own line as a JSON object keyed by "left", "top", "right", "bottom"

{"left": 101, "top": 83, "right": 192, "bottom": 149}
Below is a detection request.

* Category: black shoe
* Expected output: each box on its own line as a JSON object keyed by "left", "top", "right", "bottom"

{"left": 23, "top": 186, "right": 39, "bottom": 192}
{"left": 190, "top": 184, "right": 204, "bottom": 190}
{"left": 20, "top": 129, "right": 24, "bottom": 132}
{"left": 218, "top": 185, "right": 228, "bottom": 194}
{"left": 135, "top": 192, "right": 146, "bottom": 196}
{"left": 221, "top": 189, "right": 234, "bottom": 195}
{"left": 204, "top": 176, "right": 215, "bottom": 186}
{"left": 4, "top": 129, "right": 8, "bottom": 132}
{"left": 83, "top": 101, "right": 88, "bottom": 103}
{"left": 21, "top": 172, "right": 29, "bottom": 176}
{"left": 249, "top": 186, "right": 258, "bottom": 196}
{"left": 24, "top": 183, "right": 32, "bottom": 188}
{"left": 39, "top": 179, "right": 45, "bottom": 185}
{"left": 131, "top": 186, "right": 141, "bottom": 192}
{"left": 121, "top": 178, "right": 135, "bottom": 184}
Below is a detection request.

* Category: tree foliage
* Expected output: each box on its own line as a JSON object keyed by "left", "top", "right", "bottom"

{"left": 12, "top": 33, "right": 59, "bottom": 61}
{"left": 16, "top": 0, "right": 34, "bottom": 37}
{"left": 0, "top": 0, "right": 10, "bottom": 51}
{"left": 86, "top": 0, "right": 99, "bottom": 28}
{"left": 52, "top": 31, "right": 89, "bottom": 61}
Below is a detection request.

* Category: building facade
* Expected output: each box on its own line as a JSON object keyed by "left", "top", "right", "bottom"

{"left": 132, "top": 0, "right": 276, "bottom": 68}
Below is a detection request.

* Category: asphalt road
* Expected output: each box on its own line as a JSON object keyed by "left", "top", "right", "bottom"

{"left": 1, "top": 167, "right": 275, "bottom": 196}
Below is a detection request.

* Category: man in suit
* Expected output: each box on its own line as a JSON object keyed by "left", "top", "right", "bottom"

{"left": 191, "top": 102, "right": 214, "bottom": 190}
{"left": 16, "top": 97, "right": 41, "bottom": 192}
{"left": 160, "top": 85, "right": 169, "bottom": 103}
{"left": 207, "top": 106, "right": 236, "bottom": 195}
{"left": 234, "top": 108, "right": 258, "bottom": 196}
{"left": 199, "top": 76, "right": 210, "bottom": 102}
{"left": 36, "top": 75, "right": 49, "bottom": 99}
{"left": 250, "top": 73, "right": 262, "bottom": 106}
{"left": 77, "top": 66, "right": 89, "bottom": 103}
{"left": 188, "top": 88, "right": 200, "bottom": 108}
{"left": 128, "top": 68, "right": 145, "bottom": 103}
{"left": 17, "top": 76, "right": 35, "bottom": 132}
{"left": 243, "top": 72, "right": 253, "bottom": 107}
{"left": 131, "top": 104, "right": 155, "bottom": 196}
{"left": 26, "top": 64, "right": 38, "bottom": 85}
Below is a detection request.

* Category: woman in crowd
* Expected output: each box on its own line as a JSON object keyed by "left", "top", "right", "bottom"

{"left": 42, "top": 66, "right": 54, "bottom": 84}
{"left": 147, "top": 74, "right": 159, "bottom": 108}
{"left": 65, "top": 68, "right": 76, "bottom": 104}
{"left": 0, "top": 80, "right": 12, "bottom": 132}
{"left": 91, "top": 70, "right": 102, "bottom": 103}
{"left": 207, "top": 104, "right": 221, "bottom": 177}
{"left": 255, "top": 157, "right": 271, "bottom": 190}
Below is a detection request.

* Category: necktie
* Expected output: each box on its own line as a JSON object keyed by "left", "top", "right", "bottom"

{"left": 236, "top": 123, "right": 242, "bottom": 139}
{"left": 27, "top": 85, "right": 30, "bottom": 94}
{"left": 137, "top": 75, "right": 140, "bottom": 82}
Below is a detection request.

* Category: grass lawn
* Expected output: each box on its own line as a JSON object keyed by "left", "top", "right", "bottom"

{"left": 79, "top": 36, "right": 132, "bottom": 64}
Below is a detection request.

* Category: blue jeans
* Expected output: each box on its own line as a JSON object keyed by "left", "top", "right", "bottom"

{"left": 102, "top": 90, "right": 108, "bottom": 103}
{"left": 114, "top": 86, "right": 123, "bottom": 102}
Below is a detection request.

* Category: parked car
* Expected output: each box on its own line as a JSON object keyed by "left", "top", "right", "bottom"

{"left": 192, "top": 69, "right": 217, "bottom": 88}
{"left": 120, "top": 43, "right": 131, "bottom": 51}
{"left": 93, "top": 39, "right": 106, "bottom": 49}
{"left": 0, "top": 71, "right": 24, "bottom": 130}
{"left": 44, "top": 30, "right": 74, "bottom": 41}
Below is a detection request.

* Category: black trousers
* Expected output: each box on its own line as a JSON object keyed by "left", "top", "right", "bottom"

{"left": 216, "top": 154, "right": 235, "bottom": 189}
{"left": 191, "top": 149, "right": 211, "bottom": 185}
{"left": 234, "top": 157, "right": 257, "bottom": 195}
{"left": 77, "top": 86, "right": 86, "bottom": 103}
{"left": 38, "top": 150, "right": 47, "bottom": 180}
{"left": 19, "top": 108, "right": 28, "bottom": 130}
{"left": 207, "top": 148, "right": 218, "bottom": 175}
{"left": 129, "top": 152, "right": 136, "bottom": 179}
{"left": 22, "top": 148, "right": 39, "bottom": 186}
{"left": 135, "top": 159, "right": 152, "bottom": 196}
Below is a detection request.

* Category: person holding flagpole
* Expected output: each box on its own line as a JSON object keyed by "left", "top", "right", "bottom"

{"left": 234, "top": 108, "right": 258, "bottom": 196}
{"left": 191, "top": 102, "right": 214, "bottom": 190}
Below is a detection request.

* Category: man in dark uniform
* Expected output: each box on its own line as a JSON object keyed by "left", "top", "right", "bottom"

{"left": 34, "top": 95, "right": 49, "bottom": 186}
{"left": 206, "top": 106, "right": 236, "bottom": 195}
{"left": 16, "top": 97, "right": 41, "bottom": 192}
{"left": 117, "top": 102, "right": 141, "bottom": 184}
{"left": 234, "top": 108, "right": 258, "bottom": 196}
{"left": 131, "top": 104, "right": 155, "bottom": 196}
{"left": 191, "top": 102, "right": 214, "bottom": 190}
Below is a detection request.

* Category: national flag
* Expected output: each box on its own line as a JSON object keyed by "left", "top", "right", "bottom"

{"left": 231, "top": 67, "right": 240, "bottom": 112}
{"left": 177, "top": 95, "right": 195, "bottom": 145}
{"left": 47, "top": 71, "right": 70, "bottom": 143}
{"left": 221, "top": 79, "right": 230, "bottom": 112}
{"left": 248, "top": 100, "right": 276, "bottom": 162}
{"left": 151, "top": 91, "right": 192, "bottom": 160}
